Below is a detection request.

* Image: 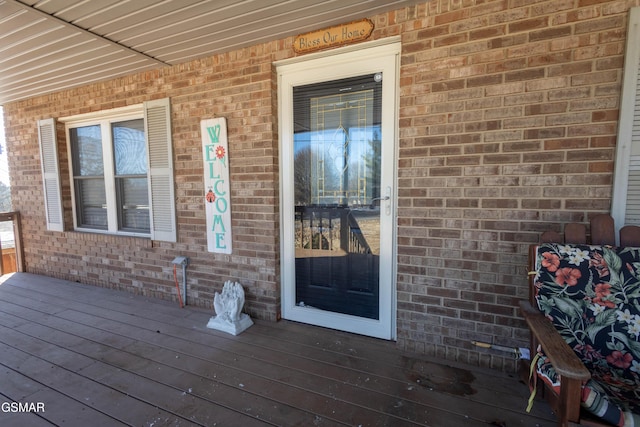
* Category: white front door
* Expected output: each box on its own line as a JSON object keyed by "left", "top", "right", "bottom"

{"left": 277, "top": 41, "right": 399, "bottom": 340}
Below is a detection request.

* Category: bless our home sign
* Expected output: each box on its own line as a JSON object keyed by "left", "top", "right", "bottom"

{"left": 201, "top": 117, "right": 232, "bottom": 254}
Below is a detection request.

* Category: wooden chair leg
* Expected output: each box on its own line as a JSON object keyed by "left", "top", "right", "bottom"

{"left": 558, "top": 378, "right": 583, "bottom": 427}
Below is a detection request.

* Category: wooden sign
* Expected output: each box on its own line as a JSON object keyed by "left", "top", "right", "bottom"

{"left": 293, "top": 19, "right": 374, "bottom": 54}
{"left": 201, "top": 117, "right": 232, "bottom": 254}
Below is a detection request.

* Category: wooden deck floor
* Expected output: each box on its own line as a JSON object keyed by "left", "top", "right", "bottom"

{"left": 0, "top": 273, "right": 556, "bottom": 427}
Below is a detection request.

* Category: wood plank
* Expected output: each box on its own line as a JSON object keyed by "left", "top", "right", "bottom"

{"left": 590, "top": 214, "right": 616, "bottom": 245}
{"left": 3, "top": 290, "right": 552, "bottom": 426}
{"left": 240, "top": 322, "right": 550, "bottom": 419}
{"left": 3, "top": 274, "right": 556, "bottom": 424}
{"left": 0, "top": 311, "right": 292, "bottom": 427}
{"left": 0, "top": 391, "right": 55, "bottom": 427}
{"left": 45, "top": 300, "right": 544, "bottom": 424}
{"left": 10, "top": 322, "right": 339, "bottom": 426}
{"left": 0, "top": 296, "right": 443, "bottom": 426}
{"left": 0, "top": 274, "right": 516, "bottom": 398}
{"left": 1, "top": 273, "right": 192, "bottom": 320}
{"left": 0, "top": 282, "right": 462, "bottom": 423}
{"left": 519, "top": 302, "right": 590, "bottom": 380}
{"left": 0, "top": 341, "right": 192, "bottom": 426}
{"left": 2, "top": 273, "right": 523, "bottom": 394}
{"left": 0, "top": 273, "right": 557, "bottom": 426}
{"left": 2, "top": 382, "right": 123, "bottom": 427}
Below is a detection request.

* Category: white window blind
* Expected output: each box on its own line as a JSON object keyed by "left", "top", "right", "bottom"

{"left": 37, "top": 118, "right": 64, "bottom": 231}
{"left": 612, "top": 7, "right": 640, "bottom": 238}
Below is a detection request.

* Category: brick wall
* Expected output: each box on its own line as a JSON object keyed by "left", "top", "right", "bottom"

{"left": 3, "top": 0, "right": 636, "bottom": 370}
{"left": 395, "top": 0, "right": 634, "bottom": 369}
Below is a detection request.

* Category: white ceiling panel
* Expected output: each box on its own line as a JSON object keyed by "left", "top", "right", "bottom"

{"left": 81, "top": 0, "right": 203, "bottom": 33}
{"left": 1, "top": 38, "right": 103, "bottom": 78}
{"left": 0, "top": 0, "right": 424, "bottom": 104}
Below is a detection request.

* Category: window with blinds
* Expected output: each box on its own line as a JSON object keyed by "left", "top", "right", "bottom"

{"left": 38, "top": 99, "right": 176, "bottom": 242}
{"left": 68, "top": 116, "right": 149, "bottom": 234}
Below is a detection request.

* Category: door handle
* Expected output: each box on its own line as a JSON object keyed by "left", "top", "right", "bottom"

{"left": 384, "top": 186, "right": 391, "bottom": 215}
{"left": 370, "top": 188, "right": 391, "bottom": 215}
{"left": 370, "top": 195, "right": 390, "bottom": 206}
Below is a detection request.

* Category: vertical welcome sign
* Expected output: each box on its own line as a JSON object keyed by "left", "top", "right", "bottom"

{"left": 201, "top": 117, "right": 232, "bottom": 254}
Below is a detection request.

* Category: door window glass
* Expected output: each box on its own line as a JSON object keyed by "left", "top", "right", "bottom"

{"left": 293, "top": 74, "right": 382, "bottom": 319}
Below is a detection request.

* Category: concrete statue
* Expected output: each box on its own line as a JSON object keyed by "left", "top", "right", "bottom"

{"left": 206, "top": 280, "right": 253, "bottom": 335}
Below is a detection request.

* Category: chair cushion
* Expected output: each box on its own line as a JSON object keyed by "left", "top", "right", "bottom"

{"left": 534, "top": 353, "right": 640, "bottom": 427}
{"left": 533, "top": 243, "right": 640, "bottom": 420}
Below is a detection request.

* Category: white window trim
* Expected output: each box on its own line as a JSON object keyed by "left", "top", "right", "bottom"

{"left": 612, "top": 7, "right": 640, "bottom": 242}
{"left": 63, "top": 107, "right": 148, "bottom": 237}
{"left": 60, "top": 104, "right": 143, "bottom": 124}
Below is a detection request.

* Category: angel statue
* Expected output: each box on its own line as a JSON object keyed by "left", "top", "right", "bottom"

{"left": 207, "top": 280, "right": 253, "bottom": 335}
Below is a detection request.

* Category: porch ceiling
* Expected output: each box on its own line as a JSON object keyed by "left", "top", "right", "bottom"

{"left": 0, "top": 0, "right": 422, "bottom": 105}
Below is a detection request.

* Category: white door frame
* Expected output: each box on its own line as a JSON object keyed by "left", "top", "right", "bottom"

{"left": 276, "top": 38, "right": 400, "bottom": 340}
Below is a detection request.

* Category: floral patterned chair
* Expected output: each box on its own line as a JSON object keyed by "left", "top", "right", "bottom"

{"left": 522, "top": 242, "right": 640, "bottom": 427}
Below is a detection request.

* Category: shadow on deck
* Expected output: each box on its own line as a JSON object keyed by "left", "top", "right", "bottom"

{"left": 0, "top": 273, "right": 555, "bottom": 426}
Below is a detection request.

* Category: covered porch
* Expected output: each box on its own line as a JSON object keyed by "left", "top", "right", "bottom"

{"left": 0, "top": 272, "right": 554, "bottom": 426}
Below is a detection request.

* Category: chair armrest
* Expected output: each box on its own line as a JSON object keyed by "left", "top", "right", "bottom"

{"left": 519, "top": 301, "right": 591, "bottom": 381}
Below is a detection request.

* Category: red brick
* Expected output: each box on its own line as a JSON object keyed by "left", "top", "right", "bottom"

{"left": 434, "top": 9, "right": 470, "bottom": 26}
{"left": 524, "top": 127, "right": 566, "bottom": 139}
{"left": 548, "top": 61, "right": 593, "bottom": 77}
{"left": 508, "top": 17, "right": 549, "bottom": 33}
{"left": 417, "top": 26, "right": 451, "bottom": 40}
{"left": 574, "top": 15, "right": 625, "bottom": 34}
{"left": 434, "top": 33, "right": 469, "bottom": 47}
{"left": 528, "top": 54, "right": 563, "bottom": 70}
{"left": 525, "top": 102, "right": 568, "bottom": 115}
{"left": 544, "top": 137, "right": 589, "bottom": 150}
{"left": 529, "top": 26, "right": 572, "bottom": 42}
{"left": 505, "top": 68, "right": 545, "bottom": 82}
{"left": 467, "top": 74, "right": 503, "bottom": 87}
{"left": 469, "top": 26, "right": 507, "bottom": 40}
{"left": 432, "top": 79, "right": 466, "bottom": 92}
{"left": 592, "top": 109, "right": 619, "bottom": 122}
{"left": 589, "top": 162, "right": 614, "bottom": 173}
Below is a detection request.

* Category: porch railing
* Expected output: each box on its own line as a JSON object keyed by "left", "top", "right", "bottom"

{"left": 0, "top": 211, "right": 24, "bottom": 274}
{"left": 294, "top": 206, "right": 371, "bottom": 255}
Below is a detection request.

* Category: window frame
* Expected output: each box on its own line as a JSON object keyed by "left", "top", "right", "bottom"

{"left": 63, "top": 104, "right": 151, "bottom": 237}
